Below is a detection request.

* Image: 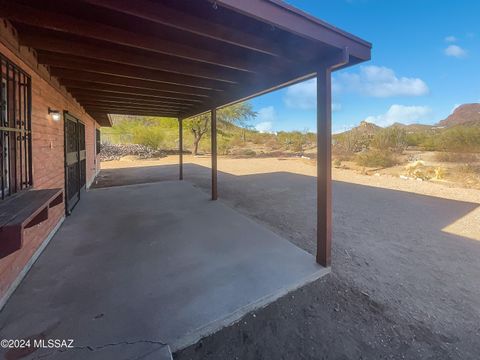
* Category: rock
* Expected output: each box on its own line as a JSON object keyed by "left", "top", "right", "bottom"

{"left": 99, "top": 143, "right": 166, "bottom": 161}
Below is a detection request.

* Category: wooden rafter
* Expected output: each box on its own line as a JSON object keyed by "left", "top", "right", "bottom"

{"left": 61, "top": 80, "right": 205, "bottom": 102}
{"left": 50, "top": 67, "right": 217, "bottom": 97}
{"left": 19, "top": 32, "right": 245, "bottom": 83}
{"left": 4, "top": 2, "right": 283, "bottom": 72}
{"left": 80, "top": 0, "right": 288, "bottom": 58}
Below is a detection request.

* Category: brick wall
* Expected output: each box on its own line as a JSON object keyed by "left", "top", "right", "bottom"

{"left": 0, "top": 21, "right": 101, "bottom": 304}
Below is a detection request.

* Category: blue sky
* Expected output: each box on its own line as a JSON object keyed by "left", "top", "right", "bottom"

{"left": 249, "top": 0, "right": 480, "bottom": 133}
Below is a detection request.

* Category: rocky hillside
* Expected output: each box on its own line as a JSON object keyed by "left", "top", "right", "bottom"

{"left": 437, "top": 103, "right": 480, "bottom": 127}
{"left": 336, "top": 103, "right": 480, "bottom": 137}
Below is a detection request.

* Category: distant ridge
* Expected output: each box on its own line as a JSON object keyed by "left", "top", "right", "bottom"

{"left": 336, "top": 103, "right": 480, "bottom": 135}
{"left": 437, "top": 103, "right": 480, "bottom": 127}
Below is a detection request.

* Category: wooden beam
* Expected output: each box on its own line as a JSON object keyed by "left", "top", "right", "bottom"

{"left": 61, "top": 80, "right": 205, "bottom": 102}
{"left": 3, "top": 2, "right": 269, "bottom": 72}
{"left": 50, "top": 67, "right": 215, "bottom": 97}
{"left": 216, "top": 0, "right": 372, "bottom": 61}
{"left": 79, "top": 102, "right": 184, "bottom": 112}
{"left": 83, "top": 104, "right": 181, "bottom": 113}
{"left": 211, "top": 108, "right": 218, "bottom": 201}
{"left": 81, "top": 0, "right": 287, "bottom": 58}
{"left": 181, "top": 71, "right": 314, "bottom": 119}
{"left": 179, "top": 119, "right": 183, "bottom": 181}
{"left": 316, "top": 66, "right": 332, "bottom": 267}
{"left": 74, "top": 98, "right": 190, "bottom": 109}
{"left": 181, "top": 50, "right": 349, "bottom": 119}
{"left": 37, "top": 51, "right": 229, "bottom": 90}
{"left": 69, "top": 90, "right": 195, "bottom": 105}
{"left": 85, "top": 108, "right": 179, "bottom": 117}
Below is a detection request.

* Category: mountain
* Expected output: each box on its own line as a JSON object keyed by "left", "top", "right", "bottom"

{"left": 348, "top": 120, "right": 382, "bottom": 135}
{"left": 437, "top": 103, "right": 480, "bottom": 127}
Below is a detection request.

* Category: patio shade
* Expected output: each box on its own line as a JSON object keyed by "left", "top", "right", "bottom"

{"left": 1, "top": 0, "right": 371, "bottom": 126}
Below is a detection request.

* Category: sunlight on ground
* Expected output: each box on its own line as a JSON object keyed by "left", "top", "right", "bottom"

{"left": 101, "top": 155, "right": 317, "bottom": 176}
{"left": 442, "top": 208, "right": 480, "bottom": 242}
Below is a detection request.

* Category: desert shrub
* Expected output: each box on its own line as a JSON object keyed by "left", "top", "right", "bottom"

{"left": 434, "top": 167, "right": 446, "bottom": 179}
{"left": 406, "top": 132, "right": 433, "bottom": 147}
{"left": 243, "top": 149, "right": 256, "bottom": 157}
{"left": 435, "top": 152, "right": 478, "bottom": 163}
{"left": 332, "top": 144, "right": 354, "bottom": 161}
{"left": 405, "top": 161, "right": 435, "bottom": 180}
{"left": 250, "top": 132, "right": 273, "bottom": 145}
{"left": 355, "top": 150, "right": 398, "bottom": 168}
{"left": 131, "top": 127, "right": 165, "bottom": 149}
{"left": 333, "top": 159, "right": 342, "bottom": 167}
{"left": 232, "top": 148, "right": 256, "bottom": 157}
{"left": 265, "top": 137, "right": 281, "bottom": 150}
{"left": 436, "top": 126, "right": 480, "bottom": 153}
{"left": 277, "top": 131, "right": 307, "bottom": 152}
{"left": 419, "top": 136, "right": 438, "bottom": 151}
{"left": 218, "top": 137, "right": 233, "bottom": 155}
{"left": 372, "top": 127, "right": 407, "bottom": 153}
{"left": 334, "top": 129, "right": 371, "bottom": 154}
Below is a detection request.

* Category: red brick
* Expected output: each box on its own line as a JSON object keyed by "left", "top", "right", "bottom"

{"left": 0, "top": 22, "right": 102, "bottom": 302}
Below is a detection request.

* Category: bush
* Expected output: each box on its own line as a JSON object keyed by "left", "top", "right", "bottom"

{"left": 277, "top": 131, "right": 308, "bottom": 152}
{"left": 405, "top": 161, "right": 435, "bottom": 180}
{"left": 231, "top": 148, "right": 256, "bottom": 157}
{"left": 218, "top": 137, "right": 233, "bottom": 155}
{"left": 355, "top": 150, "right": 397, "bottom": 168}
{"left": 372, "top": 127, "right": 407, "bottom": 153}
{"left": 437, "top": 126, "right": 480, "bottom": 153}
{"left": 334, "top": 129, "right": 371, "bottom": 154}
{"left": 132, "top": 127, "right": 164, "bottom": 149}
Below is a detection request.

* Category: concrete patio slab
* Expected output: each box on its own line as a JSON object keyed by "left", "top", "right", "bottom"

{"left": 0, "top": 181, "right": 328, "bottom": 358}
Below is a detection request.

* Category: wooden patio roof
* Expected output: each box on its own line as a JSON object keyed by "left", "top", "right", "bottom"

{"left": 1, "top": 0, "right": 371, "bottom": 126}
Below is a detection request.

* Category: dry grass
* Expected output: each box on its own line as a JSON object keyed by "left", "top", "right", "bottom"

{"left": 435, "top": 152, "right": 478, "bottom": 163}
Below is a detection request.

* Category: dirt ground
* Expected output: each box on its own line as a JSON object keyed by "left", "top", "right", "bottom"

{"left": 96, "top": 156, "right": 480, "bottom": 359}
{"left": 334, "top": 149, "right": 480, "bottom": 190}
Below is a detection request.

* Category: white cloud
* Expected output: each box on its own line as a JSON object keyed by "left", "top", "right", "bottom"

{"left": 444, "top": 35, "right": 457, "bottom": 43}
{"left": 283, "top": 79, "right": 342, "bottom": 111}
{"left": 444, "top": 45, "right": 467, "bottom": 58}
{"left": 257, "top": 106, "right": 276, "bottom": 122}
{"left": 364, "top": 105, "right": 432, "bottom": 127}
{"left": 284, "top": 79, "right": 316, "bottom": 109}
{"left": 334, "top": 65, "right": 429, "bottom": 97}
{"left": 255, "top": 106, "right": 276, "bottom": 132}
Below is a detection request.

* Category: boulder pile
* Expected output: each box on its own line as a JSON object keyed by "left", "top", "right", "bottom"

{"left": 99, "top": 143, "right": 165, "bottom": 161}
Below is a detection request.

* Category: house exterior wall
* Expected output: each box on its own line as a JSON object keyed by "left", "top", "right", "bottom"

{"left": 0, "top": 21, "right": 101, "bottom": 305}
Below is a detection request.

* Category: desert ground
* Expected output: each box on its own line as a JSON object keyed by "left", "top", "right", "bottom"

{"left": 95, "top": 155, "right": 480, "bottom": 359}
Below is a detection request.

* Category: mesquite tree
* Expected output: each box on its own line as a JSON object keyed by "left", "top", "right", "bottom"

{"left": 185, "top": 102, "right": 256, "bottom": 155}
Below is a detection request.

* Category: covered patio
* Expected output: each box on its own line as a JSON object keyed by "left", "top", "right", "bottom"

{"left": 0, "top": 180, "right": 327, "bottom": 358}
{"left": 0, "top": 1, "right": 371, "bottom": 359}
{"left": 1, "top": 0, "right": 371, "bottom": 266}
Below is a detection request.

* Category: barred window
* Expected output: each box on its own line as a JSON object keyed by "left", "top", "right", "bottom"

{"left": 0, "top": 53, "right": 32, "bottom": 200}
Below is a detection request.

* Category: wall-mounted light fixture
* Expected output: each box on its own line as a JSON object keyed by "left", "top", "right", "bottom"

{"left": 48, "top": 107, "right": 61, "bottom": 122}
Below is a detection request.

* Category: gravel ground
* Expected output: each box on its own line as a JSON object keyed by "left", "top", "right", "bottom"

{"left": 95, "top": 156, "right": 480, "bottom": 359}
